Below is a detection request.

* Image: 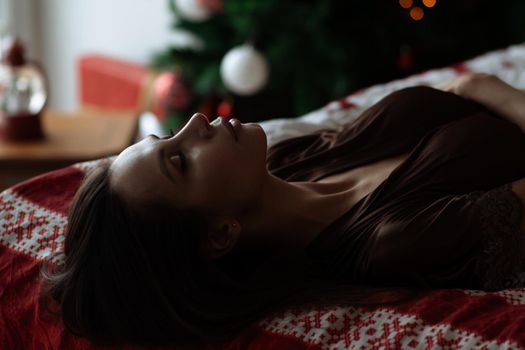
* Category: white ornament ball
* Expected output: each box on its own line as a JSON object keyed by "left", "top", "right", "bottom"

{"left": 174, "top": 0, "right": 211, "bottom": 22}
{"left": 220, "top": 45, "right": 269, "bottom": 96}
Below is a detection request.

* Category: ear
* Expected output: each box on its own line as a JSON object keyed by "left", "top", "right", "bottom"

{"left": 202, "top": 218, "right": 241, "bottom": 261}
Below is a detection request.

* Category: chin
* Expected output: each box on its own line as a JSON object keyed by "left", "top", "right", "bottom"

{"left": 242, "top": 123, "right": 268, "bottom": 167}
{"left": 253, "top": 123, "right": 268, "bottom": 152}
{"left": 243, "top": 122, "right": 267, "bottom": 147}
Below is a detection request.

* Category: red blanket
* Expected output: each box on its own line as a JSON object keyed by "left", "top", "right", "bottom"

{"left": 2, "top": 160, "right": 525, "bottom": 349}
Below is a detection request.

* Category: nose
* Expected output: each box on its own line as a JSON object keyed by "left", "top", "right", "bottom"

{"left": 186, "top": 112, "right": 212, "bottom": 138}
{"left": 192, "top": 112, "right": 208, "bottom": 121}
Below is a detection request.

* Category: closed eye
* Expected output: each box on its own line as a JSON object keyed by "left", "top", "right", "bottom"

{"left": 169, "top": 152, "right": 186, "bottom": 173}
{"left": 150, "top": 128, "right": 175, "bottom": 140}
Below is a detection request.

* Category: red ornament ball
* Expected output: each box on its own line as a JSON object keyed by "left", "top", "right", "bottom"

{"left": 217, "top": 100, "right": 233, "bottom": 118}
{"left": 151, "top": 71, "right": 193, "bottom": 120}
{"left": 197, "top": 0, "right": 223, "bottom": 13}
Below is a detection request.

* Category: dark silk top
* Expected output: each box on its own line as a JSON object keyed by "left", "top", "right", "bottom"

{"left": 266, "top": 86, "right": 525, "bottom": 289}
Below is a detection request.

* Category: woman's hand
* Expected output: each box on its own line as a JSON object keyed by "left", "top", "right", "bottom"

{"left": 436, "top": 72, "right": 498, "bottom": 99}
{"left": 437, "top": 73, "right": 525, "bottom": 134}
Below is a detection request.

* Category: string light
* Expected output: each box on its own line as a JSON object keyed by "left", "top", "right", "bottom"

{"left": 410, "top": 6, "right": 424, "bottom": 21}
{"left": 422, "top": 0, "right": 436, "bottom": 8}
{"left": 399, "top": 0, "right": 413, "bottom": 9}
{"left": 399, "top": 0, "right": 436, "bottom": 21}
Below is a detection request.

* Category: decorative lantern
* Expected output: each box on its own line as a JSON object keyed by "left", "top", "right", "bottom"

{"left": 0, "top": 38, "right": 48, "bottom": 141}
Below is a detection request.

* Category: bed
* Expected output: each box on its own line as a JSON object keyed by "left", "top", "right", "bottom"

{"left": 2, "top": 43, "right": 525, "bottom": 349}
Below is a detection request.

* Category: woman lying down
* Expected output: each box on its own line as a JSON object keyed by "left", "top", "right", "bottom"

{"left": 40, "top": 73, "right": 525, "bottom": 347}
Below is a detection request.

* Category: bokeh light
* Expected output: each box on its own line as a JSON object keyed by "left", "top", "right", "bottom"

{"left": 410, "top": 6, "right": 424, "bottom": 21}
{"left": 399, "top": 0, "right": 413, "bottom": 9}
{"left": 422, "top": 0, "right": 437, "bottom": 8}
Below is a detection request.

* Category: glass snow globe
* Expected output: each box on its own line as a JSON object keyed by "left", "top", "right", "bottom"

{"left": 0, "top": 38, "right": 47, "bottom": 141}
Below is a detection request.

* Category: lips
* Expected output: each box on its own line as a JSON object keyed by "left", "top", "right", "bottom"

{"left": 229, "top": 118, "right": 241, "bottom": 140}
{"left": 221, "top": 117, "right": 237, "bottom": 142}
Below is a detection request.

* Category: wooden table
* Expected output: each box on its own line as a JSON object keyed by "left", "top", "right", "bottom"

{"left": 0, "top": 109, "right": 139, "bottom": 191}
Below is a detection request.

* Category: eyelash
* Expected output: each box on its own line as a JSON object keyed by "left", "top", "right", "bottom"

{"left": 160, "top": 129, "right": 175, "bottom": 140}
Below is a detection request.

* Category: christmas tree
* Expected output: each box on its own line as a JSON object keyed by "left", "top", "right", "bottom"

{"left": 151, "top": 0, "right": 525, "bottom": 130}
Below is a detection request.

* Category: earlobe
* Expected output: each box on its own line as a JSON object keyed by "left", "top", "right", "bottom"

{"left": 204, "top": 220, "right": 241, "bottom": 260}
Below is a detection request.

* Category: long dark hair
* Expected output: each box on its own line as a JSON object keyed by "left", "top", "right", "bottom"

{"left": 39, "top": 159, "right": 415, "bottom": 348}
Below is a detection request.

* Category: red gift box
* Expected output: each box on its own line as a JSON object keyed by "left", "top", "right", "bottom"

{"left": 78, "top": 54, "right": 156, "bottom": 112}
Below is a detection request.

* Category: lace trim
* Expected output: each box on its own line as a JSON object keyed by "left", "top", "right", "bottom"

{"left": 473, "top": 183, "right": 525, "bottom": 291}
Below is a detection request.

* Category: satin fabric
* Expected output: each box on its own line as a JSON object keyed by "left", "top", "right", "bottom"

{"left": 266, "top": 86, "right": 525, "bottom": 289}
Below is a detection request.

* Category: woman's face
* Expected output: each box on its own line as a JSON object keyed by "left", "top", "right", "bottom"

{"left": 110, "top": 113, "right": 268, "bottom": 218}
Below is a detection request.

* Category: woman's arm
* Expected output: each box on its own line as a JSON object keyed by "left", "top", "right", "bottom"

{"left": 438, "top": 73, "right": 525, "bottom": 133}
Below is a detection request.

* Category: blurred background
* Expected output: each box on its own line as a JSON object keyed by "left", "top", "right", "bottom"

{"left": 0, "top": 0, "right": 172, "bottom": 112}
{"left": 2, "top": 0, "right": 525, "bottom": 125}
{"left": 0, "top": 0, "right": 524, "bottom": 189}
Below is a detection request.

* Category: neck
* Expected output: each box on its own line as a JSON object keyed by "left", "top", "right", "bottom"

{"left": 236, "top": 173, "right": 358, "bottom": 255}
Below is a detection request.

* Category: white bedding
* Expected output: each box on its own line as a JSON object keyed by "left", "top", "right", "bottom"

{"left": 260, "top": 43, "right": 525, "bottom": 148}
